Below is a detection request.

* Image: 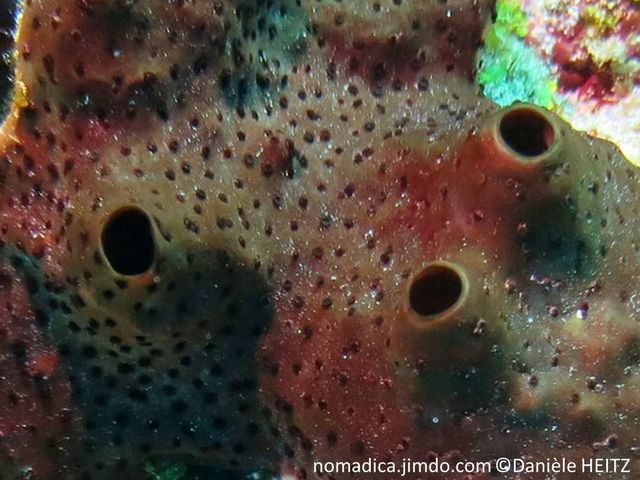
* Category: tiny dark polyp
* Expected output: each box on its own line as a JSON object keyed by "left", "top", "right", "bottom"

{"left": 101, "top": 207, "right": 155, "bottom": 276}
{"left": 409, "top": 264, "right": 463, "bottom": 317}
{"left": 499, "top": 107, "right": 556, "bottom": 157}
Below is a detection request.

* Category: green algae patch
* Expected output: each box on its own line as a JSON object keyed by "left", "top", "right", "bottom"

{"left": 146, "top": 462, "right": 187, "bottom": 480}
{"left": 477, "top": 0, "right": 557, "bottom": 108}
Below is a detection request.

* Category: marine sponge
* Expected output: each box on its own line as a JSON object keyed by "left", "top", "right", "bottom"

{"left": 0, "top": 1, "right": 639, "bottom": 480}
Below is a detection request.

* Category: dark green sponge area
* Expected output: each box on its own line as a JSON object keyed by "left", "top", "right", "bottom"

{"left": 219, "top": 0, "right": 309, "bottom": 108}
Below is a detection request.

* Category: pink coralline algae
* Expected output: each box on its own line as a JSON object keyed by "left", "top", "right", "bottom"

{"left": 0, "top": 1, "right": 639, "bottom": 479}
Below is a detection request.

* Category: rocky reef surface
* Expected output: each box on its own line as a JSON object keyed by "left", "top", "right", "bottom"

{"left": 478, "top": 0, "right": 640, "bottom": 165}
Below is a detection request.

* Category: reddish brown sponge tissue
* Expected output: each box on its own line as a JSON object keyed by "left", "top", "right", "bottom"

{"left": 0, "top": 1, "right": 639, "bottom": 479}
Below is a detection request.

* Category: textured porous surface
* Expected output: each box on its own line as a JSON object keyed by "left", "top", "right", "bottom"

{"left": 0, "top": 1, "right": 639, "bottom": 479}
